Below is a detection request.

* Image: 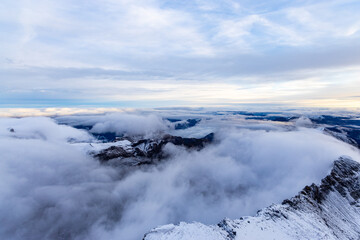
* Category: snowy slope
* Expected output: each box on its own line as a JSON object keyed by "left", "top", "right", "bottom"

{"left": 144, "top": 157, "right": 360, "bottom": 240}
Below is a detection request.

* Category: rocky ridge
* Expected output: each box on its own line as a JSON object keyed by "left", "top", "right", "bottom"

{"left": 94, "top": 133, "right": 214, "bottom": 164}
{"left": 143, "top": 157, "right": 360, "bottom": 240}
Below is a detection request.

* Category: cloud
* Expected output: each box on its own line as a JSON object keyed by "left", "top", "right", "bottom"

{"left": 1, "top": 0, "right": 360, "bottom": 108}
{"left": 0, "top": 114, "right": 359, "bottom": 240}
{"left": 2, "top": 0, "right": 360, "bottom": 69}
{"left": 0, "top": 108, "right": 125, "bottom": 118}
{"left": 89, "top": 113, "right": 169, "bottom": 137}
{"left": 295, "top": 116, "right": 313, "bottom": 127}
{"left": 0, "top": 117, "right": 92, "bottom": 142}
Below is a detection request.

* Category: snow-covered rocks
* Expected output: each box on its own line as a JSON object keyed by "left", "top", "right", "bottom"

{"left": 144, "top": 157, "right": 360, "bottom": 240}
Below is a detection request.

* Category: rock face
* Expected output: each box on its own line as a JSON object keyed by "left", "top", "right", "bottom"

{"left": 324, "top": 127, "right": 360, "bottom": 149}
{"left": 174, "top": 119, "right": 201, "bottom": 130}
{"left": 94, "top": 133, "right": 214, "bottom": 163}
{"left": 143, "top": 157, "right": 360, "bottom": 240}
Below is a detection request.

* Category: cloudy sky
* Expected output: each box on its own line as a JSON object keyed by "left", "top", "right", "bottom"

{"left": 1, "top": 0, "right": 360, "bottom": 109}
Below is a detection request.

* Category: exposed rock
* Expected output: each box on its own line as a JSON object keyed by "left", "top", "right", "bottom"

{"left": 174, "top": 119, "right": 201, "bottom": 130}
{"left": 324, "top": 127, "right": 360, "bottom": 149}
{"left": 144, "top": 157, "right": 360, "bottom": 240}
{"left": 94, "top": 133, "right": 214, "bottom": 163}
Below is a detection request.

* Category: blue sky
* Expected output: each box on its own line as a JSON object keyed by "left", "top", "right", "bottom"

{"left": 1, "top": 0, "right": 360, "bottom": 109}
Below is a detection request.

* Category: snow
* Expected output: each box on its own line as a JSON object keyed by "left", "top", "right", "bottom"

{"left": 72, "top": 139, "right": 132, "bottom": 153}
{"left": 145, "top": 222, "right": 227, "bottom": 240}
{"left": 144, "top": 157, "right": 360, "bottom": 240}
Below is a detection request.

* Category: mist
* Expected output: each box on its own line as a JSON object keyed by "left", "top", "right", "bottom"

{"left": 0, "top": 115, "right": 359, "bottom": 240}
{"left": 56, "top": 112, "right": 169, "bottom": 138}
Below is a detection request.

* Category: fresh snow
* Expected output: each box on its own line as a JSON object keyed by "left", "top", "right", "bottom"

{"left": 144, "top": 157, "right": 360, "bottom": 240}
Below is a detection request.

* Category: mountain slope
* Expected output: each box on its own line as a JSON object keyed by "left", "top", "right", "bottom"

{"left": 144, "top": 157, "right": 360, "bottom": 240}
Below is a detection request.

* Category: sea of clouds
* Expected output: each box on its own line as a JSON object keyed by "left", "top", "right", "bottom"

{"left": 0, "top": 113, "right": 359, "bottom": 240}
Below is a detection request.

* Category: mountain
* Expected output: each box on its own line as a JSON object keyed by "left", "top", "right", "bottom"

{"left": 143, "top": 156, "right": 360, "bottom": 240}
{"left": 93, "top": 133, "right": 214, "bottom": 164}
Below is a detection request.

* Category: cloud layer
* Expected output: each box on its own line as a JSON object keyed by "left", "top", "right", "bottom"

{"left": 1, "top": 0, "right": 360, "bottom": 108}
{"left": 0, "top": 114, "right": 359, "bottom": 240}
{"left": 89, "top": 113, "right": 168, "bottom": 137}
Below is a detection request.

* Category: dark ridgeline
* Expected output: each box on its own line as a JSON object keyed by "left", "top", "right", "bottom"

{"left": 94, "top": 133, "right": 214, "bottom": 163}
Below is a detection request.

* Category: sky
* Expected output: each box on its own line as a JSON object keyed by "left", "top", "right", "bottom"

{"left": 1, "top": 0, "right": 360, "bottom": 109}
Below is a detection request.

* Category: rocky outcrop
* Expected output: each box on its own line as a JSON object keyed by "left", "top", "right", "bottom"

{"left": 94, "top": 133, "right": 214, "bottom": 163}
{"left": 174, "top": 119, "right": 201, "bottom": 130}
{"left": 144, "top": 157, "right": 360, "bottom": 240}
{"left": 324, "top": 127, "right": 360, "bottom": 149}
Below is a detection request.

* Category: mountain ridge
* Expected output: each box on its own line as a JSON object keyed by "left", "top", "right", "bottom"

{"left": 143, "top": 156, "right": 360, "bottom": 240}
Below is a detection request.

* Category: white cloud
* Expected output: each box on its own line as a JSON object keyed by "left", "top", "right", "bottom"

{"left": 89, "top": 113, "right": 169, "bottom": 137}
{"left": 1, "top": 0, "right": 360, "bottom": 108}
{"left": 215, "top": 14, "right": 307, "bottom": 50}
{"left": 0, "top": 117, "right": 92, "bottom": 142}
{"left": 0, "top": 114, "right": 359, "bottom": 240}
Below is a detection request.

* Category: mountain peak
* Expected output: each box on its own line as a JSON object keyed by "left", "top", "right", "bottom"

{"left": 144, "top": 157, "right": 360, "bottom": 240}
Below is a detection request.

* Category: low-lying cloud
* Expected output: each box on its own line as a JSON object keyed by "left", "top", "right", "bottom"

{"left": 89, "top": 113, "right": 168, "bottom": 137}
{"left": 56, "top": 112, "right": 169, "bottom": 138}
{"left": 0, "top": 115, "right": 359, "bottom": 240}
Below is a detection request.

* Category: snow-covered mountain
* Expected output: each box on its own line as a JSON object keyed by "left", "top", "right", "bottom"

{"left": 144, "top": 156, "right": 360, "bottom": 240}
{"left": 93, "top": 133, "right": 214, "bottom": 164}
